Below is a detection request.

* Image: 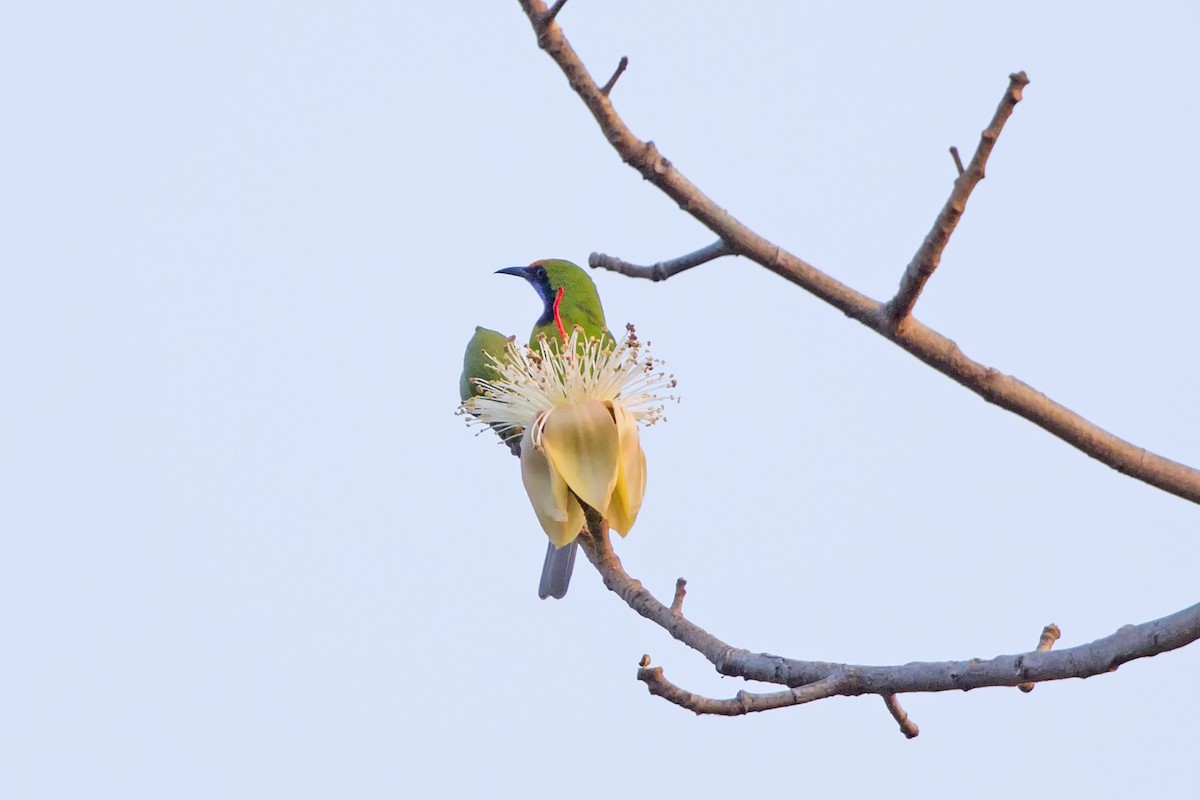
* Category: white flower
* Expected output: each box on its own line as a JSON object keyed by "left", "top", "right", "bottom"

{"left": 463, "top": 325, "right": 676, "bottom": 547}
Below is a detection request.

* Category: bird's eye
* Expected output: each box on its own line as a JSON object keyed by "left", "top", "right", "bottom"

{"left": 534, "top": 266, "right": 547, "bottom": 280}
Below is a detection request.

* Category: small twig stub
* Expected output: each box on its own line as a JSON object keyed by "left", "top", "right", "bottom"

{"left": 1019, "top": 624, "right": 1064, "bottom": 693}
{"left": 883, "top": 694, "right": 920, "bottom": 739}
{"left": 601, "top": 56, "right": 629, "bottom": 96}
{"left": 949, "top": 145, "right": 965, "bottom": 176}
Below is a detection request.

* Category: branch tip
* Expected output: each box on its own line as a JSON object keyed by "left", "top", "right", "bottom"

{"left": 885, "top": 71, "right": 1030, "bottom": 325}
{"left": 883, "top": 694, "right": 920, "bottom": 739}
{"left": 601, "top": 56, "right": 629, "bottom": 96}
{"left": 949, "top": 146, "right": 965, "bottom": 176}
{"left": 637, "top": 662, "right": 843, "bottom": 716}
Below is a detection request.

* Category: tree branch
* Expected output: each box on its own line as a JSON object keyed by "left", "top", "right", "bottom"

{"left": 589, "top": 240, "right": 734, "bottom": 281}
{"left": 949, "top": 145, "right": 966, "bottom": 176}
{"left": 516, "top": 0, "right": 1200, "bottom": 506}
{"left": 636, "top": 659, "right": 843, "bottom": 716}
{"left": 884, "top": 72, "right": 1029, "bottom": 325}
{"left": 576, "top": 527, "right": 1200, "bottom": 714}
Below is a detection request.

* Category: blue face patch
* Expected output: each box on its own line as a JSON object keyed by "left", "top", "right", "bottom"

{"left": 497, "top": 265, "right": 556, "bottom": 327}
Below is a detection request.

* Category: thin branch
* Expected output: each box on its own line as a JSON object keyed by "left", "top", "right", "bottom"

{"left": 600, "top": 56, "right": 628, "bottom": 96}
{"left": 1018, "top": 623, "right": 1064, "bottom": 693}
{"left": 575, "top": 527, "right": 1200, "bottom": 706}
{"left": 516, "top": 0, "right": 1200, "bottom": 506}
{"left": 637, "top": 659, "right": 843, "bottom": 716}
{"left": 538, "top": 0, "right": 567, "bottom": 30}
{"left": 576, "top": 524, "right": 734, "bottom": 665}
{"left": 883, "top": 694, "right": 920, "bottom": 739}
{"left": 885, "top": 72, "right": 1029, "bottom": 325}
{"left": 589, "top": 240, "right": 734, "bottom": 281}
{"left": 949, "top": 145, "right": 966, "bottom": 176}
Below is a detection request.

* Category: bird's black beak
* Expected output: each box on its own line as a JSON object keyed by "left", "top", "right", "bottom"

{"left": 496, "top": 266, "right": 534, "bottom": 280}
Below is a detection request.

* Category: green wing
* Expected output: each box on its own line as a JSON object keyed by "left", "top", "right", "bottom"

{"left": 459, "top": 325, "right": 511, "bottom": 402}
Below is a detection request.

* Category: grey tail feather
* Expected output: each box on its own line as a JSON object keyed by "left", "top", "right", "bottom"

{"left": 538, "top": 540, "right": 577, "bottom": 599}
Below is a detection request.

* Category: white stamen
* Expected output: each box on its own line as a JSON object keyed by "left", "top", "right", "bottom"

{"left": 462, "top": 326, "right": 677, "bottom": 434}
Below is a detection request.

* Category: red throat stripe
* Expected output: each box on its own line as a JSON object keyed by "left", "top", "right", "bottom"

{"left": 552, "top": 286, "right": 567, "bottom": 342}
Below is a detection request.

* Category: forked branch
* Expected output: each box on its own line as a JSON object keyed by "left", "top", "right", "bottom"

{"left": 514, "top": 0, "right": 1200, "bottom": 731}
{"left": 884, "top": 72, "right": 1029, "bottom": 326}
{"left": 516, "top": 0, "right": 1200, "bottom": 505}
{"left": 577, "top": 525, "right": 1200, "bottom": 732}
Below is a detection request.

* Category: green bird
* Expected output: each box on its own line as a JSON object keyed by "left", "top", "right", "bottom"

{"left": 462, "top": 258, "right": 668, "bottom": 601}
{"left": 459, "top": 325, "right": 511, "bottom": 404}
{"left": 460, "top": 259, "right": 611, "bottom": 599}
{"left": 460, "top": 325, "right": 521, "bottom": 456}
{"left": 496, "top": 259, "right": 611, "bottom": 600}
{"left": 496, "top": 259, "right": 610, "bottom": 348}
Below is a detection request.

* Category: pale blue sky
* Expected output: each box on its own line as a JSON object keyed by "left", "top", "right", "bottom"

{"left": 3, "top": 2, "right": 1198, "bottom": 797}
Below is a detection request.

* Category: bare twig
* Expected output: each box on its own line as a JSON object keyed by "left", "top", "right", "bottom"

{"left": 1018, "top": 624, "right": 1064, "bottom": 692}
{"left": 637, "top": 661, "right": 843, "bottom": 716}
{"left": 589, "top": 240, "right": 734, "bottom": 281}
{"left": 574, "top": 527, "right": 1200, "bottom": 712}
{"left": 600, "top": 56, "right": 628, "bottom": 96}
{"left": 883, "top": 694, "right": 920, "bottom": 739}
{"left": 516, "top": 0, "right": 1200, "bottom": 506}
{"left": 884, "top": 72, "right": 1029, "bottom": 326}
{"left": 949, "top": 145, "right": 965, "bottom": 176}
{"left": 538, "top": 0, "right": 567, "bottom": 30}
{"left": 670, "top": 578, "right": 687, "bottom": 616}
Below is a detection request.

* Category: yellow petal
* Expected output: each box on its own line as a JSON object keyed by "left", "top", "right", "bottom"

{"left": 519, "top": 423, "right": 586, "bottom": 547}
{"left": 604, "top": 403, "right": 646, "bottom": 536}
{"left": 539, "top": 400, "right": 620, "bottom": 516}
